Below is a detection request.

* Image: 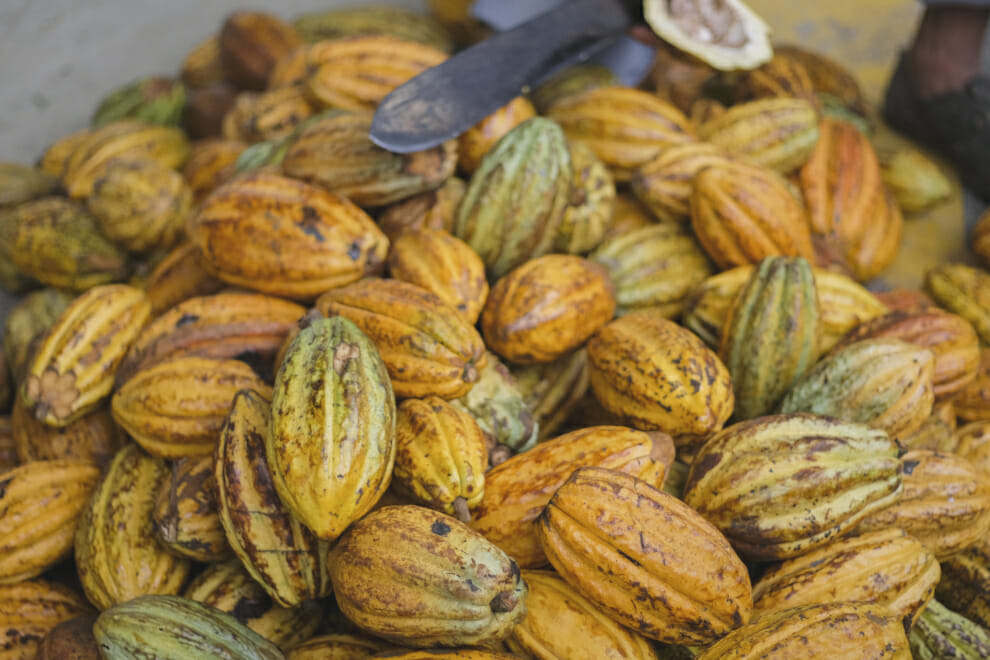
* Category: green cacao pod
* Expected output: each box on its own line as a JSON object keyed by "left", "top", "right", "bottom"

{"left": 719, "top": 256, "right": 820, "bottom": 420}
{"left": 924, "top": 263, "right": 990, "bottom": 345}
{"left": 269, "top": 315, "right": 396, "bottom": 541}
{"left": 93, "top": 594, "right": 284, "bottom": 659}
{"left": 453, "top": 117, "right": 572, "bottom": 279}
{"left": 3, "top": 289, "right": 73, "bottom": 386}
{"left": 0, "top": 163, "right": 58, "bottom": 208}
{"left": 682, "top": 413, "right": 903, "bottom": 560}
{"left": 910, "top": 598, "right": 990, "bottom": 659}
{"left": 92, "top": 76, "right": 187, "bottom": 126}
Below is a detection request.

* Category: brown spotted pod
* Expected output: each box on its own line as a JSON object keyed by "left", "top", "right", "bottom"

{"left": 377, "top": 177, "right": 465, "bottom": 240}
{"left": 152, "top": 455, "right": 230, "bottom": 562}
{"left": 0, "top": 580, "right": 94, "bottom": 660}
{"left": 219, "top": 11, "right": 301, "bottom": 90}
{"left": 12, "top": 400, "right": 122, "bottom": 467}
{"left": 555, "top": 141, "right": 616, "bottom": 255}
{"left": 510, "top": 349, "right": 590, "bottom": 442}
{"left": 630, "top": 141, "right": 731, "bottom": 224}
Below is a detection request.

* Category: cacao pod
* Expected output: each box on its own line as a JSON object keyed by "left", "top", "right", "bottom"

{"left": 377, "top": 177, "right": 465, "bottom": 239}
{"left": 510, "top": 349, "right": 590, "bottom": 441}
{"left": 220, "top": 10, "right": 301, "bottom": 90}
{"left": 910, "top": 598, "right": 990, "bottom": 659}
{"left": 555, "top": 141, "right": 615, "bottom": 255}
{"left": 458, "top": 96, "right": 537, "bottom": 175}
{"left": 925, "top": 263, "right": 990, "bottom": 345}
{"left": 630, "top": 141, "right": 731, "bottom": 224}
{"left": 0, "top": 580, "right": 93, "bottom": 660}
{"left": 153, "top": 454, "right": 230, "bottom": 562}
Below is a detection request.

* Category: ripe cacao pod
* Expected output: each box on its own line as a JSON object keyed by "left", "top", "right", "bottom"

{"left": 12, "top": 400, "right": 122, "bottom": 467}
{"left": 34, "top": 615, "right": 100, "bottom": 660}
{"left": 458, "top": 96, "right": 537, "bottom": 175}
{"left": 555, "top": 141, "right": 615, "bottom": 255}
{"left": 0, "top": 580, "right": 93, "bottom": 660}
{"left": 630, "top": 142, "right": 731, "bottom": 224}
{"left": 925, "top": 263, "right": 990, "bottom": 345}
{"left": 153, "top": 454, "right": 230, "bottom": 562}
{"left": 219, "top": 10, "right": 301, "bottom": 90}
{"left": 378, "top": 177, "right": 464, "bottom": 239}
{"left": 510, "top": 349, "right": 590, "bottom": 442}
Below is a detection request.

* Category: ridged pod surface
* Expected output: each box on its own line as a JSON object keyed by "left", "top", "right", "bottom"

{"left": 537, "top": 467, "right": 752, "bottom": 645}
{"left": 22, "top": 284, "right": 149, "bottom": 427}
{"left": 187, "top": 172, "right": 389, "bottom": 300}
{"left": 216, "top": 389, "right": 332, "bottom": 607}
{"left": 924, "top": 263, "right": 990, "bottom": 345}
{"left": 3, "top": 289, "right": 73, "bottom": 384}
{"left": 0, "top": 459, "right": 101, "bottom": 583}
{"left": 269, "top": 315, "right": 395, "bottom": 541}
{"left": 329, "top": 505, "right": 528, "bottom": 647}
{"left": 220, "top": 86, "right": 314, "bottom": 143}
{"left": 93, "top": 594, "right": 283, "bottom": 659}
{"left": 733, "top": 54, "right": 820, "bottom": 107}
{"left": 909, "top": 598, "right": 990, "bottom": 659}
{"left": 630, "top": 142, "right": 731, "bottom": 224}
{"left": 779, "top": 338, "right": 935, "bottom": 440}
{"left": 774, "top": 45, "right": 869, "bottom": 116}
{"left": 555, "top": 142, "right": 615, "bottom": 255}
{"left": 293, "top": 6, "right": 454, "bottom": 51}
{"left": 281, "top": 111, "right": 457, "bottom": 208}
{"left": 0, "top": 580, "right": 94, "bottom": 660}
{"left": 142, "top": 242, "right": 225, "bottom": 316}
{"left": 116, "top": 291, "right": 304, "bottom": 386}
{"left": 682, "top": 414, "right": 903, "bottom": 560}
{"left": 75, "top": 444, "right": 191, "bottom": 610}
{"left": 286, "top": 632, "right": 392, "bottom": 660}
{"left": 11, "top": 399, "right": 122, "bottom": 467}
{"left": 182, "top": 139, "right": 247, "bottom": 205}
{"left": 386, "top": 228, "right": 489, "bottom": 325}
{"left": 690, "top": 160, "right": 815, "bottom": 269}
{"left": 510, "top": 349, "right": 590, "bottom": 441}
{"left": 719, "top": 256, "right": 820, "bottom": 420}
{"left": 393, "top": 397, "right": 488, "bottom": 521}
{"left": 682, "top": 265, "right": 887, "bottom": 351}
{"left": 317, "top": 278, "right": 486, "bottom": 400}
{"left": 377, "top": 177, "right": 464, "bottom": 239}
{"left": 152, "top": 454, "right": 230, "bottom": 562}
{"left": 589, "top": 223, "right": 714, "bottom": 319}
{"left": 112, "top": 356, "right": 272, "bottom": 458}
{"left": 481, "top": 255, "right": 615, "bottom": 365}
{"left": 458, "top": 96, "right": 537, "bottom": 175}
{"left": 587, "top": 313, "right": 733, "bottom": 440}
{"left": 0, "top": 197, "right": 130, "bottom": 292}
{"left": 831, "top": 309, "right": 980, "bottom": 401}
{"left": 220, "top": 11, "right": 301, "bottom": 90}
{"left": 470, "top": 425, "right": 671, "bottom": 568}
{"left": 752, "top": 528, "right": 939, "bottom": 631}
{"left": 696, "top": 602, "right": 910, "bottom": 659}
{"left": 855, "top": 450, "right": 990, "bottom": 559}
{"left": 183, "top": 559, "right": 322, "bottom": 650}
{"left": 300, "top": 35, "right": 448, "bottom": 110}
{"left": 454, "top": 117, "right": 572, "bottom": 279}
{"left": 546, "top": 86, "right": 695, "bottom": 181}
{"left": 507, "top": 570, "right": 658, "bottom": 660}
{"left": 696, "top": 98, "right": 820, "bottom": 173}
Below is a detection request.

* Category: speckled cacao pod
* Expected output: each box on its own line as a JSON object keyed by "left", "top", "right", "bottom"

{"left": 393, "top": 397, "right": 487, "bottom": 521}
{"left": 93, "top": 594, "right": 283, "bottom": 659}
{"left": 317, "top": 278, "right": 485, "bottom": 400}
{"left": 12, "top": 398, "right": 121, "bottom": 467}
{"left": 3, "top": 289, "right": 73, "bottom": 385}
{"left": 682, "top": 265, "right": 887, "bottom": 351}
{"left": 954, "top": 420, "right": 990, "bottom": 474}
{"left": 112, "top": 356, "right": 271, "bottom": 458}
{"left": 799, "top": 118, "right": 901, "bottom": 282}
{"left": 697, "top": 98, "right": 820, "bottom": 174}
{"left": 0, "top": 580, "right": 93, "bottom": 660}
{"left": 377, "top": 177, "right": 465, "bottom": 240}
{"left": 216, "top": 389, "right": 332, "bottom": 607}
{"left": 293, "top": 6, "right": 454, "bottom": 51}
{"left": 454, "top": 117, "right": 571, "bottom": 279}
{"left": 733, "top": 53, "right": 820, "bottom": 107}
{"left": 779, "top": 338, "right": 935, "bottom": 440}
{"left": 0, "top": 197, "right": 131, "bottom": 292}
{"left": 116, "top": 291, "right": 304, "bottom": 386}
{"left": 142, "top": 242, "right": 225, "bottom": 316}
{"left": 221, "top": 86, "right": 314, "bottom": 143}
{"left": 630, "top": 142, "right": 731, "bottom": 224}
{"left": 152, "top": 455, "right": 229, "bottom": 562}
{"left": 329, "top": 505, "right": 528, "bottom": 647}
{"left": 910, "top": 598, "right": 990, "bottom": 659}
{"left": 21, "top": 284, "right": 149, "bottom": 427}
{"left": 458, "top": 96, "right": 537, "bottom": 175}
{"left": 555, "top": 142, "right": 615, "bottom": 255}
{"left": 546, "top": 86, "right": 695, "bottom": 182}
{"left": 529, "top": 64, "right": 620, "bottom": 114}
{"left": 589, "top": 222, "right": 715, "bottom": 319}
{"left": 0, "top": 459, "right": 100, "bottom": 583}
{"left": 301, "top": 36, "right": 447, "bottom": 110}
{"left": 471, "top": 425, "right": 671, "bottom": 569}
{"left": 720, "top": 256, "right": 820, "bottom": 420}
{"left": 587, "top": 313, "right": 733, "bottom": 442}
{"left": 370, "top": 649, "right": 517, "bottom": 659}
{"left": 508, "top": 570, "right": 657, "bottom": 660}
{"left": 955, "top": 349, "right": 990, "bottom": 423}
{"left": 481, "top": 255, "right": 615, "bottom": 365}
{"left": 287, "top": 632, "right": 392, "bottom": 660}
{"left": 831, "top": 309, "right": 980, "bottom": 401}
{"left": 690, "top": 159, "right": 815, "bottom": 270}
{"left": 34, "top": 615, "right": 100, "bottom": 660}
{"left": 449, "top": 351, "right": 536, "bottom": 458}
{"left": 938, "top": 540, "right": 990, "bottom": 629}
{"left": 752, "top": 528, "right": 939, "bottom": 631}
{"left": 282, "top": 110, "right": 457, "bottom": 208}
{"left": 386, "top": 228, "right": 488, "bottom": 325}
{"left": 75, "top": 444, "right": 192, "bottom": 610}
{"left": 184, "top": 559, "right": 322, "bottom": 650}
{"left": 855, "top": 450, "right": 990, "bottom": 559}
{"left": 220, "top": 10, "right": 301, "bottom": 90}
{"left": 510, "top": 349, "right": 589, "bottom": 442}
{"left": 61, "top": 120, "right": 191, "bottom": 199}
{"left": 696, "top": 602, "right": 910, "bottom": 659}
{"left": 87, "top": 157, "right": 190, "bottom": 254}
{"left": 538, "top": 466, "right": 751, "bottom": 644}
{"left": 774, "top": 45, "right": 868, "bottom": 116}
{"left": 38, "top": 126, "right": 94, "bottom": 180}
{"left": 187, "top": 171, "right": 389, "bottom": 300}
{"left": 683, "top": 414, "right": 903, "bottom": 560}
{"left": 925, "top": 263, "right": 990, "bottom": 345}
{"left": 182, "top": 139, "right": 247, "bottom": 204}
{"left": 270, "top": 315, "right": 395, "bottom": 541}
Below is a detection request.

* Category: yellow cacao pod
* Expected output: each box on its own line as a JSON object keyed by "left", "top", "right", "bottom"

{"left": 925, "top": 263, "right": 990, "bottom": 345}
{"left": 152, "top": 454, "right": 230, "bottom": 562}
{"left": 458, "top": 96, "right": 537, "bottom": 175}
{"left": 510, "top": 349, "right": 590, "bottom": 442}
{"left": 287, "top": 633, "right": 392, "bottom": 660}
{"left": 377, "top": 177, "right": 465, "bottom": 240}
{"left": 630, "top": 142, "right": 730, "bottom": 224}
{"left": 0, "top": 580, "right": 93, "bottom": 660}
{"left": 181, "top": 138, "right": 247, "bottom": 205}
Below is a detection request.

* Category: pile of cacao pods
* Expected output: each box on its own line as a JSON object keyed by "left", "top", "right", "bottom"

{"left": 2, "top": 2, "right": 990, "bottom": 658}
